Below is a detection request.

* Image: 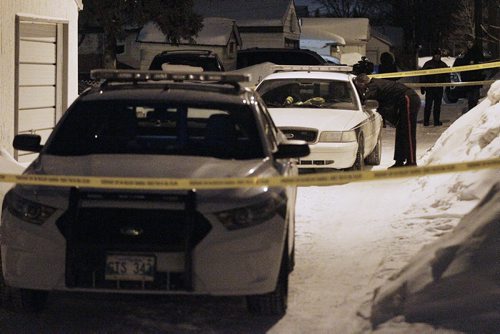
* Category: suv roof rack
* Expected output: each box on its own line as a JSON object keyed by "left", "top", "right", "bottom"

{"left": 91, "top": 69, "right": 249, "bottom": 82}
{"left": 90, "top": 69, "right": 250, "bottom": 91}
{"left": 157, "top": 49, "right": 215, "bottom": 55}
{"left": 272, "top": 65, "right": 353, "bottom": 73}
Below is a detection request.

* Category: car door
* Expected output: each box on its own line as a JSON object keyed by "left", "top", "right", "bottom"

{"left": 256, "top": 100, "right": 296, "bottom": 255}
{"left": 360, "top": 105, "right": 380, "bottom": 155}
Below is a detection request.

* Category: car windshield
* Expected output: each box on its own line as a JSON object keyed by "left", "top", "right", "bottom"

{"left": 45, "top": 101, "right": 264, "bottom": 159}
{"left": 257, "top": 79, "right": 358, "bottom": 110}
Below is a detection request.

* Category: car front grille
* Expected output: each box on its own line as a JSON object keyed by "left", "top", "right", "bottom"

{"left": 280, "top": 128, "right": 317, "bottom": 143}
{"left": 57, "top": 189, "right": 211, "bottom": 291}
{"left": 298, "top": 160, "right": 334, "bottom": 166}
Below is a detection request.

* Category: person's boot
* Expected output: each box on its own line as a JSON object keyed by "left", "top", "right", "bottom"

{"left": 388, "top": 160, "right": 405, "bottom": 169}
{"left": 434, "top": 121, "right": 443, "bottom": 126}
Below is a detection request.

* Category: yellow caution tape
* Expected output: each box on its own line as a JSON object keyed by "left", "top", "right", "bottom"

{"left": 369, "top": 61, "right": 500, "bottom": 79}
{"left": 405, "top": 80, "right": 495, "bottom": 88}
{"left": 0, "top": 158, "right": 498, "bottom": 190}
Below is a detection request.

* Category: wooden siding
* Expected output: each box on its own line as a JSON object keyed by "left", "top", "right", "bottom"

{"left": 0, "top": 0, "right": 79, "bottom": 159}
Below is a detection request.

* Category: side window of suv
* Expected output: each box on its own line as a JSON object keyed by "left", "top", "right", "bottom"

{"left": 237, "top": 49, "right": 325, "bottom": 69}
{"left": 149, "top": 51, "right": 225, "bottom": 72}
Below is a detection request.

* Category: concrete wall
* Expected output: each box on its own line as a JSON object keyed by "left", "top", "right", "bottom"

{"left": 0, "top": 0, "right": 80, "bottom": 154}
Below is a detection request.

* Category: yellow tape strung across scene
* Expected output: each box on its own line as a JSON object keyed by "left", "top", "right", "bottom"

{"left": 0, "top": 158, "right": 498, "bottom": 191}
{"left": 405, "top": 80, "right": 495, "bottom": 88}
{"left": 369, "top": 61, "right": 500, "bottom": 79}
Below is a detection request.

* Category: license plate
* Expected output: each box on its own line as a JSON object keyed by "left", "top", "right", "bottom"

{"left": 105, "top": 254, "right": 156, "bottom": 281}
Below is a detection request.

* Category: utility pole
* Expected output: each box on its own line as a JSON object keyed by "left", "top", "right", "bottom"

{"left": 487, "top": 0, "right": 499, "bottom": 58}
{"left": 474, "top": 0, "right": 483, "bottom": 53}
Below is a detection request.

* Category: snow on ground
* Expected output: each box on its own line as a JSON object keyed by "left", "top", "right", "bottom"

{"left": 0, "top": 83, "right": 497, "bottom": 333}
{"left": 276, "top": 82, "right": 499, "bottom": 333}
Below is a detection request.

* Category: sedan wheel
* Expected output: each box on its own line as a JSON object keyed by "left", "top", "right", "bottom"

{"left": 365, "top": 133, "right": 382, "bottom": 165}
{"left": 0, "top": 252, "right": 48, "bottom": 313}
{"left": 246, "top": 244, "right": 289, "bottom": 316}
{"left": 351, "top": 135, "right": 365, "bottom": 170}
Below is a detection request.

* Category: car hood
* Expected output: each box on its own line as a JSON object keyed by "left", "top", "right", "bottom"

{"left": 19, "top": 154, "right": 281, "bottom": 211}
{"left": 31, "top": 154, "right": 272, "bottom": 179}
{"left": 268, "top": 107, "right": 364, "bottom": 131}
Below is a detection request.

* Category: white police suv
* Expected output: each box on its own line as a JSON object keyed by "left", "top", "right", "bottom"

{"left": 256, "top": 66, "right": 383, "bottom": 170}
{"left": 0, "top": 70, "right": 309, "bottom": 315}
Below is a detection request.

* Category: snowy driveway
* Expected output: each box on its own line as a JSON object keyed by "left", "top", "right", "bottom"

{"left": 0, "top": 99, "right": 490, "bottom": 333}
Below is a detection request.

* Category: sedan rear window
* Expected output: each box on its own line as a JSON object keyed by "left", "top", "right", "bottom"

{"left": 257, "top": 79, "right": 358, "bottom": 110}
{"left": 45, "top": 101, "right": 264, "bottom": 159}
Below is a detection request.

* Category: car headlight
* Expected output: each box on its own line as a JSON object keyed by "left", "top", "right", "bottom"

{"left": 215, "top": 193, "right": 286, "bottom": 230}
{"left": 3, "top": 191, "right": 56, "bottom": 225}
{"left": 319, "top": 130, "right": 357, "bottom": 142}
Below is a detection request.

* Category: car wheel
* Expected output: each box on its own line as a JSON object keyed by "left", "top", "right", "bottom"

{"left": 246, "top": 244, "right": 289, "bottom": 316}
{"left": 0, "top": 253, "right": 48, "bottom": 313}
{"left": 443, "top": 87, "right": 459, "bottom": 104}
{"left": 365, "top": 133, "right": 382, "bottom": 165}
{"left": 350, "top": 134, "right": 365, "bottom": 170}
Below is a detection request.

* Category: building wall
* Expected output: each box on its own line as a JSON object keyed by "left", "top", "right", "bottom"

{"left": 340, "top": 44, "right": 366, "bottom": 65}
{"left": 0, "top": 0, "right": 80, "bottom": 154}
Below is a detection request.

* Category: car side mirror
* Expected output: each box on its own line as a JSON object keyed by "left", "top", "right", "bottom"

{"left": 364, "top": 99, "right": 379, "bottom": 110}
{"left": 274, "top": 140, "right": 310, "bottom": 159}
{"left": 13, "top": 134, "right": 42, "bottom": 152}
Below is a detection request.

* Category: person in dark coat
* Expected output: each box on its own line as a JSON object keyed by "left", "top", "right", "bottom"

{"left": 420, "top": 48, "right": 449, "bottom": 126}
{"left": 378, "top": 52, "right": 399, "bottom": 127}
{"left": 454, "top": 41, "right": 485, "bottom": 111}
{"left": 378, "top": 52, "right": 398, "bottom": 79}
{"left": 354, "top": 74, "right": 421, "bottom": 168}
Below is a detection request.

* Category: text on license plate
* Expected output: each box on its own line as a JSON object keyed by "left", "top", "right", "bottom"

{"left": 105, "top": 254, "right": 156, "bottom": 281}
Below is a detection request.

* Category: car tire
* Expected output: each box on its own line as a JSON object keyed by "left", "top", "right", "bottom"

{"left": 443, "top": 87, "right": 459, "bottom": 104}
{"left": 350, "top": 134, "right": 365, "bottom": 170}
{"left": 0, "top": 253, "right": 48, "bottom": 313}
{"left": 246, "top": 244, "right": 289, "bottom": 316}
{"left": 365, "top": 133, "right": 382, "bottom": 165}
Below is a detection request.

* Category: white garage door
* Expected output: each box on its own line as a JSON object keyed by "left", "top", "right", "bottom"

{"left": 16, "top": 20, "right": 64, "bottom": 162}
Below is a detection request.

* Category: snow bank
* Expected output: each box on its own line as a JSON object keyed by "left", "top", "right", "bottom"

{"left": 371, "top": 182, "right": 500, "bottom": 333}
{"left": 228, "top": 62, "right": 277, "bottom": 88}
{"left": 417, "top": 81, "right": 500, "bottom": 204}
{"left": 370, "top": 81, "right": 500, "bottom": 332}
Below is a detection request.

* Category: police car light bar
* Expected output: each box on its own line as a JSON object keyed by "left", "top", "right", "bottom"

{"left": 272, "top": 65, "right": 353, "bottom": 73}
{"left": 90, "top": 69, "right": 251, "bottom": 83}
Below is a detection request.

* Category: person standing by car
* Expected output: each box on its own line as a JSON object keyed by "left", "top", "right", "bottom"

{"left": 378, "top": 52, "right": 399, "bottom": 128}
{"left": 354, "top": 74, "right": 421, "bottom": 168}
{"left": 454, "top": 40, "right": 485, "bottom": 111}
{"left": 420, "top": 48, "right": 449, "bottom": 126}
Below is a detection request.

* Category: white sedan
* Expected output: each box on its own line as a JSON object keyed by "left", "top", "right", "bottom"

{"left": 256, "top": 66, "right": 383, "bottom": 170}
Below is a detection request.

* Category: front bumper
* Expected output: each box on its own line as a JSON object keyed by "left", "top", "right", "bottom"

{"left": 297, "top": 142, "right": 358, "bottom": 169}
{"left": 0, "top": 200, "right": 286, "bottom": 296}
